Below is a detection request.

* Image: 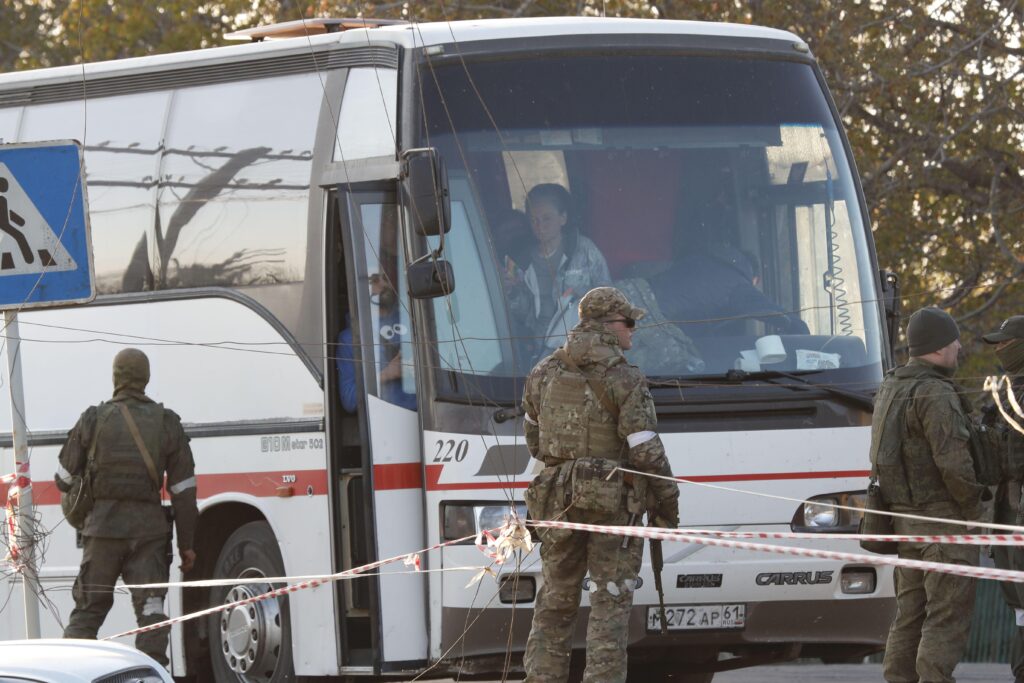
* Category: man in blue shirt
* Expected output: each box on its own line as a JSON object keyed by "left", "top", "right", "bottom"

{"left": 336, "top": 275, "right": 416, "bottom": 412}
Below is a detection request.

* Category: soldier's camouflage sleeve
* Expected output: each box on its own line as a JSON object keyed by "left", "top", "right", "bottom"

{"left": 612, "top": 366, "right": 679, "bottom": 506}
{"left": 916, "top": 380, "right": 987, "bottom": 520}
{"left": 521, "top": 359, "right": 551, "bottom": 459}
{"left": 54, "top": 407, "right": 96, "bottom": 493}
{"left": 164, "top": 409, "right": 198, "bottom": 552}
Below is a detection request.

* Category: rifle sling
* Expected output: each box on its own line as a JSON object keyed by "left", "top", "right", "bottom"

{"left": 85, "top": 408, "right": 115, "bottom": 474}
{"left": 116, "top": 402, "right": 161, "bottom": 491}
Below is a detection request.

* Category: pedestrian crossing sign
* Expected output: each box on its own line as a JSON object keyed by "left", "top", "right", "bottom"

{"left": 0, "top": 141, "right": 94, "bottom": 310}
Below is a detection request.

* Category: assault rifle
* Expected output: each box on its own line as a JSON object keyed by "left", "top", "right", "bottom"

{"left": 650, "top": 519, "right": 668, "bottom": 636}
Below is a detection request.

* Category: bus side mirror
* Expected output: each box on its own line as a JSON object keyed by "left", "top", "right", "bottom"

{"left": 402, "top": 149, "right": 450, "bottom": 236}
{"left": 880, "top": 269, "right": 900, "bottom": 355}
{"left": 407, "top": 259, "right": 455, "bottom": 299}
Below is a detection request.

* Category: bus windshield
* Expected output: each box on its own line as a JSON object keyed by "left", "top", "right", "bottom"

{"left": 417, "top": 52, "right": 884, "bottom": 402}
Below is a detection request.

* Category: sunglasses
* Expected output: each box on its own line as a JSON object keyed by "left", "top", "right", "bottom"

{"left": 605, "top": 318, "right": 636, "bottom": 329}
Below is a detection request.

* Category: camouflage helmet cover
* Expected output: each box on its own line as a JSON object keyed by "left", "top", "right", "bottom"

{"left": 578, "top": 286, "right": 646, "bottom": 322}
{"left": 112, "top": 348, "right": 150, "bottom": 392}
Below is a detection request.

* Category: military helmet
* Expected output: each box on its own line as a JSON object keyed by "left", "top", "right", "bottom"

{"left": 113, "top": 348, "right": 150, "bottom": 392}
{"left": 578, "top": 287, "right": 646, "bottom": 323}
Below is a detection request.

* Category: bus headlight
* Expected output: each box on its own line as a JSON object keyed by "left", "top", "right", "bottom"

{"left": 442, "top": 502, "right": 528, "bottom": 542}
{"left": 790, "top": 491, "right": 867, "bottom": 533}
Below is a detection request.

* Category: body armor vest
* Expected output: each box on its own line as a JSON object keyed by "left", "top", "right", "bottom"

{"left": 90, "top": 401, "right": 165, "bottom": 503}
{"left": 870, "top": 374, "right": 918, "bottom": 507}
{"left": 872, "top": 370, "right": 976, "bottom": 508}
{"left": 537, "top": 360, "right": 624, "bottom": 463}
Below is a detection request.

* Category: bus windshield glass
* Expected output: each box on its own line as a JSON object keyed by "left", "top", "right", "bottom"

{"left": 417, "top": 52, "right": 884, "bottom": 401}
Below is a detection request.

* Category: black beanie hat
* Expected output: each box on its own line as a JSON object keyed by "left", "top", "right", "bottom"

{"left": 907, "top": 307, "right": 959, "bottom": 357}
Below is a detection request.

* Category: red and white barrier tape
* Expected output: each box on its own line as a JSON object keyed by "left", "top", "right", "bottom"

{"left": 531, "top": 519, "right": 1024, "bottom": 583}
{"left": 1, "top": 464, "right": 30, "bottom": 567}
{"left": 104, "top": 530, "right": 494, "bottom": 640}
{"left": 676, "top": 528, "right": 1024, "bottom": 546}
{"left": 615, "top": 466, "right": 1024, "bottom": 534}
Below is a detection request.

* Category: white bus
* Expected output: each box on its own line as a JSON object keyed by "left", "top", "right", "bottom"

{"left": 0, "top": 17, "right": 899, "bottom": 682}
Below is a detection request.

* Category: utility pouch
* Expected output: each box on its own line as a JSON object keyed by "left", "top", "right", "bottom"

{"left": 524, "top": 464, "right": 572, "bottom": 544}
{"left": 61, "top": 473, "right": 93, "bottom": 531}
{"left": 968, "top": 420, "right": 1003, "bottom": 486}
{"left": 626, "top": 474, "right": 647, "bottom": 517}
{"left": 60, "top": 408, "right": 114, "bottom": 530}
{"left": 524, "top": 466, "right": 558, "bottom": 521}
{"left": 859, "top": 480, "right": 898, "bottom": 555}
{"left": 570, "top": 457, "right": 623, "bottom": 515}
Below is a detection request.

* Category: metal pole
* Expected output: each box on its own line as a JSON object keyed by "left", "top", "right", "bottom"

{"left": 5, "top": 310, "right": 41, "bottom": 638}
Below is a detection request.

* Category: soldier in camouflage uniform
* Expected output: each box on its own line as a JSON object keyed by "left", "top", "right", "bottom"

{"left": 874, "top": 308, "right": 988, "bottom": 683}
{"left": 55, "top": 349, "right": 198, "bottom": 666}
{"left": 522, "top": 287, "right": 680, "bottom": 683}
{"left": 983, "top": 316, "right": 1024, "bottom": 683}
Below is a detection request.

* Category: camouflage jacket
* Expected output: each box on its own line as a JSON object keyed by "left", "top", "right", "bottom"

{"left": 871, "top": 359, "right": 986, "bottom": 520}
{"left": 55, "top": 390, "right": 199, "bottom": 551}
{"left": 522, "top": 320, "right": 679, "bottom": 507}
{"left": 987, "top": 376, "right": 1024, "bottom": 523}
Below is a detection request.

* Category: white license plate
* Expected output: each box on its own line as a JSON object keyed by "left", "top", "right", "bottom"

{"left": 647, "top": 604, "right": 746, "bottom": 632}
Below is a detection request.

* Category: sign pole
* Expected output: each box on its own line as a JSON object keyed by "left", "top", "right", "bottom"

{"left": 4, "top": 310, "right": 41, "bottom": 638}
{"left": 0, "top": 140, "right": 94, "bottom": 640}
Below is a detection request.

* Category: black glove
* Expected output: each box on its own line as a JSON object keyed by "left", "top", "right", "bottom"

{"left": 651, "top": 499, "right": 679, "bottom": 529}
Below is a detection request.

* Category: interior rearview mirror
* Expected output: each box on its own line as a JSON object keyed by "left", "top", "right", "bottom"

{"left": 407, "top": 259, "right": 455, "bottom": 299}
{"left": 402, "top": 150, "right": 450, "bottom": 236}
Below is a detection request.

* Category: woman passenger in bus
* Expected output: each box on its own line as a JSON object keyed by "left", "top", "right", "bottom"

{"left": 505, "top": 183, "right": 611, "bottom": 358}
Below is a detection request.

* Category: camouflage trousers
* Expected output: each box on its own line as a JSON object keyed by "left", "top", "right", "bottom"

{"left": 883, "top": 515, "right": 978, "bottom": 683}
{"left": 524, "top": 507, "right": 644, "bottom": 683}
{"left": 64, "top": 534, "right": 171, "bottom": 666}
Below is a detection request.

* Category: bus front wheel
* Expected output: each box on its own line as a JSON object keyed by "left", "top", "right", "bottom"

{"left": 207, "top": 521, "right": 295, "bottom": 683}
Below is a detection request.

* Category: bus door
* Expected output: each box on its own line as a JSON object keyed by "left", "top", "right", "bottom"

{"left": 333, "top": 185, "right": 428, "bottom": 670}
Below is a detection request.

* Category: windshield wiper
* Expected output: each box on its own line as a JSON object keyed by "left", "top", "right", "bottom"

{"left": 730, "top": 368, "right": 875, "bottom": 412}
{"left": 651, "top": 369, "right": 874, "bottom": 412}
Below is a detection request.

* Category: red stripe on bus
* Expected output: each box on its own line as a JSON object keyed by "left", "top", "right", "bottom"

{"left": 198, "top": 470, "right": 329, "bottom": 497}
{"left": 0, "top": 467, "right": 872, "bottom": 503}
{"left": 0, "top": 481, "right": 61, "bottom": 507}
{"left": 0, "top": 470, "right": 331, "bottom": 507}
{"left": 373, "top": 463, "right": 423, "bottom": 490}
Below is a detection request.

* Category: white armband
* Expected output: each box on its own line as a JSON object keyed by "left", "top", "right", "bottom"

{"left": 169, "top": 476, "right": 196, "bottom": 495}
{"left": 56, "top": 464, "right": 74, "bottom": 485}
{"left": 627, "top": 431, "right": 657, "bottom": 448}
{"left": 524, "top": 413, "right": 538, "bottom": 426}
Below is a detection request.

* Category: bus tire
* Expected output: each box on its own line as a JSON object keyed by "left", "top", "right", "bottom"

{"left": 207, "top": 521, "right": 294, "bottom": 683}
